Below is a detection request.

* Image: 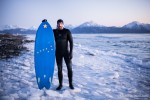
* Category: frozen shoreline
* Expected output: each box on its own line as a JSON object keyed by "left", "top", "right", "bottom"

{"left": 0, "top": 34, "right": 150, "bottom": 100}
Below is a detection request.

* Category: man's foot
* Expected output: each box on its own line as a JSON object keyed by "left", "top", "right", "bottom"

{"left": 69, "top": 84, "right": 74, "bottom": 89}
{"left": 56, "top": 85, "right": 62, "bottom": 90}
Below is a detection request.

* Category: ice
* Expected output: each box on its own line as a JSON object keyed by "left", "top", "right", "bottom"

{"left": 9, "top": 93, "right": 19, "bottom": 99}
{"left": 111, "top": 72, "right": 120, "bottom": 79}
{"left": 74, "top": 96, "right": 86, "bottom": 100}
{"left": 28, "top": 96, "right": 40, "bottom": 100}
{"left": 0, "top": 34, "right": 150, "bottom": 100}
{"left": 0, "top": 96, "right": 14, "bottom": 100}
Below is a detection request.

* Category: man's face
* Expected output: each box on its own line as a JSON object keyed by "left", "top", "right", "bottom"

{"left": 57, "top": 22, "right": 64, "bottom": 30}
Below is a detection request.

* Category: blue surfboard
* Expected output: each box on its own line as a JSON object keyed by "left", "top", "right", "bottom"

{"left": 34, "top": 20, "right": 55, "bottom": 89}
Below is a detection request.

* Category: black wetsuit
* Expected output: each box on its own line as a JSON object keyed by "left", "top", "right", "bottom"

{"left": 53, "top": 28, "right": 73, "bottom": 86}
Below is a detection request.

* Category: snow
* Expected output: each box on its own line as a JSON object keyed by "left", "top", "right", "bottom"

{"left": 64, "top": 24, "right": 75, "bottom": 30}
{"left": 122, "top": 21, "right": 148, "bottom": 29}
{"left": 78, "top": 21, "right": 104, "bottom": 27}
{"left": 0, "top": 25, "right": 37, "bottom": 31}
{"left": 0, "top": 25, "right": 19, "bottom": 30}
{"left": 29, "top": 26, "right": 37, "bottom": 30}
{"left": 0, "top": 34, "right": 150, "bottom": 100}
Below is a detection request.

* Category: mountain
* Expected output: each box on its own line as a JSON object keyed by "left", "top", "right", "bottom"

{"left": 0, "top": 25, "right": 37, "bottom": 34}
{"left": 143, "top": 24, "right": 150, "bottom": 31}
{"left": 123, "top": 21, "right": 142, "bottom": 29}
{"left": 0, "top": 25, "right": 20, "bottom": 31}
{"left": 78, "top": 21, "right": 104, "bottom": 27}
{"left": 121, "top": 21, "right": 150, "bottom": 33}
{"left": 71, "top": 21, "right": 107, "bottom": 33}
{"left": 0, "top": 28, "right": 36, "bottom": 34}
{"left": 123, "top": 21, "right": 150, "bottom": 31}
{"left": 64, "top": 24, "right": 74, "bottom": 30}
{"left": 29, "top": 26, "right": 37, "bottom": 30}
{"left": 71, "top": 21, "right": 150, "bottom": 33}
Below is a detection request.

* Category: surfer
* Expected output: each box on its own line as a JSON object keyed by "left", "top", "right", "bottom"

{"left": 53, "top": 19, "right": 74, "bottom": 90}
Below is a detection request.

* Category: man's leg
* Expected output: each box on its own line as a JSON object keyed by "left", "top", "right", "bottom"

{"left": 64, "top": 55, "right": 74, "bottom": 89}
{"left": 56, "top": 54, "right": 63, "bottom": 90}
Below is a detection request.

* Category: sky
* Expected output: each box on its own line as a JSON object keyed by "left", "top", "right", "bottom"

{"left": 0, "top": 0, "right": 150, "bottom": 28}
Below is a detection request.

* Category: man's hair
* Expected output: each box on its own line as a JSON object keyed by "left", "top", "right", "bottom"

{"left": 57, "top": 19, "right": 64, "bottom": 24}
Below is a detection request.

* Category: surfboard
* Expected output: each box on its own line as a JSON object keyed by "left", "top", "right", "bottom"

{"left": 34, "top": 20, "right": 55, "bottom": 89}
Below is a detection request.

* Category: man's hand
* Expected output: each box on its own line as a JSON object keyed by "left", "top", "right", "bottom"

{"left": 42, "top": 19, "right": 47, "bottom": 22}
{"left": 69, "top": 53, "right": 73, "bottom": 59}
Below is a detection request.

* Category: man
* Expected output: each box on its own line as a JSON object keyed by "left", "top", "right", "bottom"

{"left": 53, "top": 19, "right": 74, "bottom": 90}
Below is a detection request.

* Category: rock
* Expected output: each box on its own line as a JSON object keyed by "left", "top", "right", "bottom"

{"left": 24, "top": 40, "right": 34, "bottom": 43}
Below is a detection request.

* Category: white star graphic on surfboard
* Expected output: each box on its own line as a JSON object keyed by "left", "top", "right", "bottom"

{"left": 43, "top": 24, "right": 47, "bottom": 28}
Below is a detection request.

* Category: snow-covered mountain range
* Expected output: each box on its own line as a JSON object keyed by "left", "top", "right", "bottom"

{"left": 0, "top": 21, "right": 150, "bottom": 34}
{"left": 0, "top": 25, "right": 37, "bottom": 31}
{"left": 123, "top": 21, "right": 150, "bottom": 31}
{"left": 72, "top": 21, "right": 150, "bottom": 33}
{"left": 64, "top": 24, "right": 75, "bottom": 30}
{"left": 0, "top": 25, "right": 20, "bottom": 31}
{"left": 0, "top": 25, "right": 37, "bottom": 34}
{"left": 78, "top": 21, "right": 105, "bottom": 28}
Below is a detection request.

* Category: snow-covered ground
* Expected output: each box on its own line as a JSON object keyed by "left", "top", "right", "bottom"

{"left": 0, "top": 34, "right": 150, "bottom": 100}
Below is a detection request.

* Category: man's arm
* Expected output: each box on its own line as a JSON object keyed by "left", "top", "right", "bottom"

{"left": 67, "top": 29, "right": 73, "bottom": 59}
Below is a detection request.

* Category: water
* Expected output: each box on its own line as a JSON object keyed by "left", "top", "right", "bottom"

{"left": 0, "top": 33, "right": 150, "bottom": 100}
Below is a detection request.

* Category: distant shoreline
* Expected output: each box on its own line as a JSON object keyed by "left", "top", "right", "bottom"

{"left": 0, "top": 33, "right": 150, "bottom": 35}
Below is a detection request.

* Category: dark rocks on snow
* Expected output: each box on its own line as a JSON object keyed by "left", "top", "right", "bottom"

{"left": 0, "top": 33, "right": 34, "bottom": 59}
